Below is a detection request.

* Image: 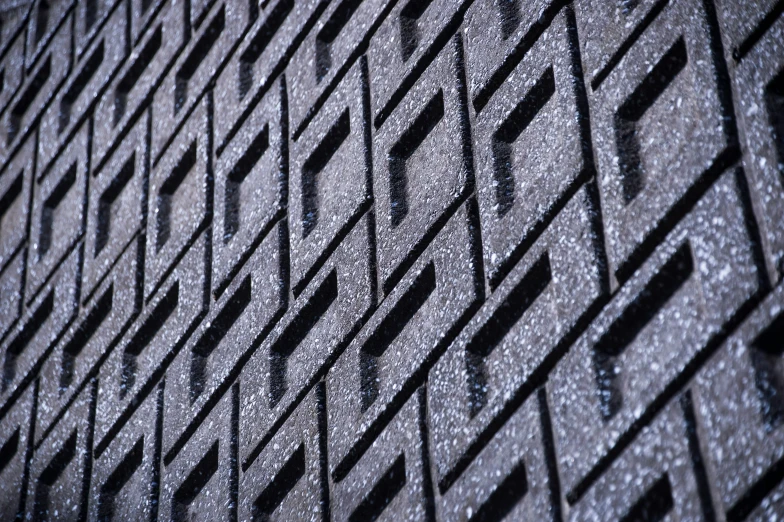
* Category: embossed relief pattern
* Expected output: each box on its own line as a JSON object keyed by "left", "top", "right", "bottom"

{"left": 0, "top": 0, "right": 782, "bottom": 520}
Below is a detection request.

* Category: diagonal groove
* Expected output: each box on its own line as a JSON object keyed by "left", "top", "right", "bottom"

{"left": 389, "top": 89, "right": 444, "bottom": 228}
{"left": 252, "top": 443, "right": 306, "bottom": 521}
{"left": 224, "top": 125, "right": 269, "bottom": 244}
{"left": 620, "top": 474, "right": 674, "bottom": 522}
{"left": 615, "top": 36, "right": 687, "bottom": 204}
{"left": 190, "top": 275, "right": 252, "bottom": 402}
{"left": 466, "top": 253, "right": 550, "bottom": 417}
{"left": 491, "top": 67, "right": 555, "bottom": 217}
{"left": 302, "top": 109, "right": 350, "bottom": 238}
{"left": 593, "top": 242, "right": 693, "bottom": 421}
{"left": 349, "top": 453, "right": 406, "bottom": 522}
{"left": 122, "top": 282, "right": 179, "bottom": 399}
{"left": 269, "top": 270, "right": 338, "bottom": 408}
{"left": 360, "top": 261, "right": 436, "bottom": 412}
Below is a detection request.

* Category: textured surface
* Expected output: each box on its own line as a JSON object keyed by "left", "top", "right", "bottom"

{"left": 0, "top": 0, "right": 783, "bottom": 520}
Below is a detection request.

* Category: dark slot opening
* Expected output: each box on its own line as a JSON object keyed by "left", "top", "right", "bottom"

{"left": 252, "top": 443, "right": 306, "bottom": 521}
{"left": 174, "top": 6, "right": 225, "bottom": 114}
{"left": 4, "top": 290, "right": 54, "bottom": 391}
{"left": 60, "top": 40, "right": 104, "bottom": 133}
{"left": 0, "top": 427, "right": 20, "bottom": 474}
{"left": 0, "top": 171, "right": 24, "bottom": 223}
{"left": 302, "top": 109, "right": 350, "bottom": 238}
{"left": 9, "top": 56, "right": 51, "bottom": 145}
{"left": 61, "top": 285, "right": 114, "bottom": 393}
{"left": 191, "top": 275, "right": 252, "bottom": 402}
{"left": 84, "top": 0, "right": 98, "bottom": 33}
{"left": 750, "top": 310, "right": 784, "bottom": 430}
{"left": 593, "top": 242, "right": 693, "bottom": 421}
{"left": 349, "top": 453, "right": 406, "bottom": 522}
{"left": 469, "top": 459, "right": 527, "bottom": 522}
{"left": 466, "top": 253, "right": 551, "bottom": 416}
{"left": 734, "top": 1, "right": 784, "bottom": 61}
{"left": 39, "top": 162, "right": 77, "bottom": 260}
{"left": 34, "top": 429, "right": 78, "bottom": 522}
{"left": 96, "top": 154, "right": 135, "bottom": 257}
{"left": 39, "top": 430, "right": 78, "bottom": 486}
{"left": 492, "top": 67, "right": 555, "bottom": 217}
{"left": 238, "top": 0, "right": 293, "bottom": 99}
{"left": 224, "top": 124, "right": 269, "bottom": 243}
{"left": 680, "top": 391, "right": 717, "bottom": 522}
{"left": 315, "top": 0, "right": 363, "bottom": 83}
{"left": 620, "top": 474, "right": 674, "bottom": 522}
{"left": 764, "top": 69, "right": 784, "bottom": 189}
{"left": 497, "top": 0, "right": 521, "bottom": 40}
{"left": 360, "top": 261, "right": 436, "bottom": 412}
{"left": 269, "top": 269, "right": 338, "bottom": 408}
{"left": 34, "top": 1, "right": 50, "bottom": 44}
{"left": 389, "top": 89, "right": 443, "bottom": 228}
{"left": 122, "top": 282, "right": 179, "bottom": 399}
{"left": 615, "top": 37, "right": 687, "bottom": 204}
{"left": 726, "top": 447, "right": 784, "bottom": 522}
{"left": 398, "top": 0, "right": 434, "bottom": 63}
{"left": 171, "top": 441, "right": 219, "bottom": 522}
{"left": 115, "top": 26, "right": 162, "bottom": 126}
{"left": 157, "top": 140, "right": 197, "bottom": 252}
{"left": 97, "top": 436, "right": 144, "bottom": 522}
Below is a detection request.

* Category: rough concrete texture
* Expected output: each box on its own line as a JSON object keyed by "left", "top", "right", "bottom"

{"left": 0, "top": 0, "right": 782, "bottom": 520}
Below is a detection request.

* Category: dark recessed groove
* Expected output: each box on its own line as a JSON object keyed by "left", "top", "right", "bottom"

{"left": 348, "top": 453, "right": 406, "bottom": 522}
{"left": 593, "top": 242, "right": 693, "bottom": 422}
{"left": 360, "top": 261, "right": 436, "bottom": 412}
{"left": 466, "top": 253, "right": 550, "bottom": 417}
{"left": 269, "top": 269, "right": 338, "bottom": 408}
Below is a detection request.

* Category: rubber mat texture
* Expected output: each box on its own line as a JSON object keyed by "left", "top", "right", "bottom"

{"left": 0, "top": 0, "right": 783, "bottom": 520}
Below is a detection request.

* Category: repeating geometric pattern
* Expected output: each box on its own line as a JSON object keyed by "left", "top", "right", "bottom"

{"left": 0, "top": 0, "right": 782, "bottom": 520}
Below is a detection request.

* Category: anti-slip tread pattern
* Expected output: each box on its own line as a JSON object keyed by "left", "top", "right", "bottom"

{"left": 0, "top": 0, "right": 782, "bottom": 520}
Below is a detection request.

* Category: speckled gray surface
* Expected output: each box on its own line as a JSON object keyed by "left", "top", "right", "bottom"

{"left": 0, "top": 0, "right": 783, "bottom": 520}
